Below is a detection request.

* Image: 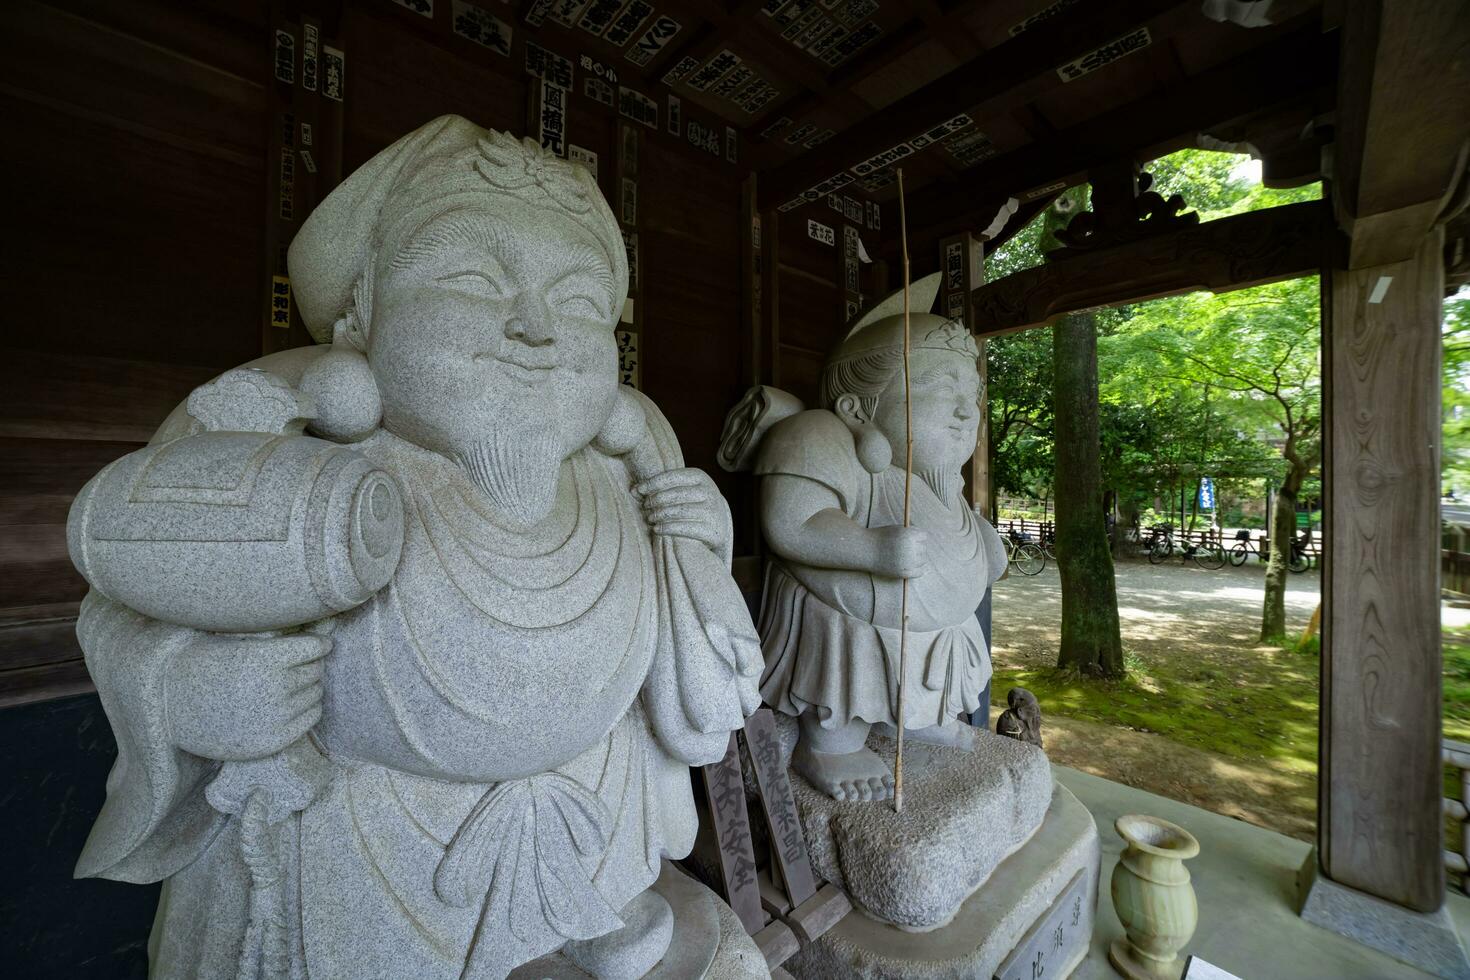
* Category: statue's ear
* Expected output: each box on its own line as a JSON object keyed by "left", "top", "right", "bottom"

{"left": 833, "top": 393, "right": 869, "bottom": 428}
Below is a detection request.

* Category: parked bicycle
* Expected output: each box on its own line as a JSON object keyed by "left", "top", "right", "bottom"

{"left": 1154, "top": 536, "right": 1226, "bottom": 569}
{"left": 1139, "top": 523, "right": 1173, "bottom": 561}
{"left": 1004, "top": 528, "right": 1047, "bottom": 576}
{"left": 1228, "top": 529, "right": 1311, "bottom": 573}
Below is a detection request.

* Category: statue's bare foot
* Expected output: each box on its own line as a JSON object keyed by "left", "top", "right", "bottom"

{"left": 905, "top": 719, "right": 978, "bottom": 750}
{"left": 794, "top": 739, "right": 895, "bottom": 802}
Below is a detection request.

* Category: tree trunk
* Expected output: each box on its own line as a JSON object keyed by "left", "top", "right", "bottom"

{"left": 1053, "top": 310, "right": 1125, "bottom": 676}
{"left": 1260, "top": 459, "right": 1308, "bottom": 640}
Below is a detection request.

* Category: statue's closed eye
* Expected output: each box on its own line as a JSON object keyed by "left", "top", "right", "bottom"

{"left": 557, "top": 295, "right": 605, "bottom": 319}
{"left": 437, "top": 270, "right": 507, "bottom": 298}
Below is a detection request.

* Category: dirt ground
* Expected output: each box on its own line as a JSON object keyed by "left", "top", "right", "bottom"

{"left": 991, "top": 557, "right": 1322, "bottom": 841}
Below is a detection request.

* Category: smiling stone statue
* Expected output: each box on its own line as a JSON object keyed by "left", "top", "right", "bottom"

{"left": 719, "top": 278, "right": 1008, "bottom": 804}
{"left": 66, "top": 116, "right": 765, "bottom": 979}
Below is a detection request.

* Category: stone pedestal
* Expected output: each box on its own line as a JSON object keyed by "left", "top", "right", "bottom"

{"left": 1298, "top": 849, "right": 1470, "bottom": 980}
{"left": 788, "top": 728, "right": 1055, "bottom": 929}
{"left": 510, "top": 862, "right": 771, "bottom": 979}
{"left": 783, "top": 782, "right": 1099, "bottom": 979}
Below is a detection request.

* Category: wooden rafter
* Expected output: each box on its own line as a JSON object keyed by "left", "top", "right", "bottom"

{"left": 900, "top": 24, "right": 1336, "bottom": 244}
{"left": 967, "top": 200, "right": 1327, "bottom": 334}
{"left": 759, "top": 0, "right": 1198, "bottom": 207}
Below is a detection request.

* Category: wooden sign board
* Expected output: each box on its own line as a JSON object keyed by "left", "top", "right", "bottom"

{"left": 701, "top": 733, "right": 766, "bottom": 934}
{"left": 743, "top": 709, "right": 818, "bottom": 906}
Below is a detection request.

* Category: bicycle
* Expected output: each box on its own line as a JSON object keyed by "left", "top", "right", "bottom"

{"left": 1004, "top": 528, "right": 1047, "bottom": 576}
{"left": 1249, "top": 532, "right": 1312, "bottom": 573}
{"left": 1228, "top": 529, "right": 1256, "bottom": 567}
{"left": 1172, "top": 536, "right": 1226, "bottom": 570}
{"left": 1143, "top": 524, "right": 1174, "bottom": 563}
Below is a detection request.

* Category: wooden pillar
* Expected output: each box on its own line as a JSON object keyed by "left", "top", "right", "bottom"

{"left": 1318, "top": 228, "right": 1445, "bottom": 912}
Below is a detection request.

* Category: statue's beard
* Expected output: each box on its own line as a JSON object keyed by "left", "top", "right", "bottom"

{"left": 452, "top": 400, "right": 565, "bottom": 528}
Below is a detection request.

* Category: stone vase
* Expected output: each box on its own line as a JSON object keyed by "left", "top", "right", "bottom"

{"left": 1108, "top": 814, "right": 1200, "bottom": 980}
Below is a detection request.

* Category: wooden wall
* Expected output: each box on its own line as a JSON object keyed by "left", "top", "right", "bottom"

{"left": 0, "top": 0, "right": 873, "bottom": 705}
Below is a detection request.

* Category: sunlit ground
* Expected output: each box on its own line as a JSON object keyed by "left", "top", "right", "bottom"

{"left": 993, "top": 560, "right": 1470, "bottom": 842}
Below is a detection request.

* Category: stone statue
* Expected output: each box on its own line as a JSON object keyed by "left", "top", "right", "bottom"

{"left": 995, "top": 687, "right": 1043, "bottom": 749}
{"left": 67, "top": 116, "right": 765, "bottom": 979}
{"left": 718, "top": 276, "right": 1007, "bottom": 803}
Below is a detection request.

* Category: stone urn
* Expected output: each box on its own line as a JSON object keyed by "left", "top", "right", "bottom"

{"left": 1108, "top": 814, "right": 1200, "bottom": 980}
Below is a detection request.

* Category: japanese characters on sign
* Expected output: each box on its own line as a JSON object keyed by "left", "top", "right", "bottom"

{"left": 725, "top": 126, "right": 738, "bottom": 164}
{"left": 866, "top": 199, "right": 881, "bottom": 231}
{"left": 577, "top": 0, "right": 626, "bottom": 36}
{"left": 686, "top": 119, "right": 722, "bottom": 158}
{"left": 1009, "top": 0, "right": 1080, "bottom": 36}
{"left": 761, "top": 116, "right": 793, "bottom": 139}
{"left": 1057, "top": 27, "right": 1151, "bottom": 82}
{"left": 620, "top": 177, "right": 638, "bottom": 226}
{"left": 666, "top": 94, "right": 682, "bottom": 135}
{"left": 300, "top": 122, "right": 313, "bottom": 147}
{"left": 322, "top": 45, "right": 345, "bottom": 101}
{"left": 622, "top": 229, "right": 639, "bottom": 291}
{"left": 843, "top": 224, "right": 861, "bottom": 292}
{"left": 851, "top": 141, "right": 914, "bottom": 177}
{"left": 662, "top": 55, "right": 700, "bottom": 85}
{"left": 547, "top": 0, "right": 591, "bottom": 29}
{"left": 579, "top": 53, "right": 618, "bottom": 85}
{"left": 616, "top": 329, "right": 640, "bottom": 388}
{"left": 807, "top": 219, "right": 836, "bottom": 246}
{"left": 452, "top": 1, "right": 512, "bottom": 56}
{"left": 605, "top": 0, "right": 654, "bottom": 46}
{"left": 625, "top": 15, "right": 682, "bottom": 66}
{"left": 538, "top": 80, "right": 568, "bottom": 157}
{"left": 525, "top": 40, "right": 574, "bottom": 89}
{"left": 568, "top": 144, "right": 598, "bottom": 179}
{"left": 687, "top": 50, "right": 741, "bottom": 92}
{"left": 946, "top": 128, "right": 996, "bottom": 167}
{"left": 390, "top": 0, "right": 433, "bottom": 17}
{"left": 273, "top": 28, "right": 295, "bottom": 85}
{"left": 784, "top": 122, "right": 818, "bottom": 145}
{"left": 270, "top": 275, "right": 292, "bottom": 330}
{"left": 803, "top": 128, "right": 835, "bottom": 149}
{"left": 843, "top": 196, "right": 862, "bottom": 223}
{"left": 584, "top": 76, "right": 615, "bottom": 106}
{"left": 995, "top": 870, "right": 1092, "bottom": 980}
{"left": 701, "top": 734, "right": 765, "bottom": 934}
{"left": 1022, "top": 180, "right": 1068, "bottom": 202}
{"left": 618, "top": 86, "right": 658, "bottom": 129}
{"left": 743, "top": 711, "right": 818, "bottom": 905}
{"left": 278, "top": 145, "right": 295, "bottom": 220}
{"left": 523, "top": 0, "right": 555, "bottom": 26}
{"left": 908, "top": 112, "right": 973, "bottom": 150}
{"left": 301, "top": 24, "right": 319, "bottom": 91}
{"left": 944, "top": 240, "right": 965, "bottom": 292}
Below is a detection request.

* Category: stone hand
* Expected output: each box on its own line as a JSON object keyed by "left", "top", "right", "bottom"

{"left": 869, "top": 525, "right": 933, "bottom": 579}
{"left": 165, "top": 632, "right": 330, "bottom": 762}
{"left": 634, "top": 468, "right": 731, "bottom": 558}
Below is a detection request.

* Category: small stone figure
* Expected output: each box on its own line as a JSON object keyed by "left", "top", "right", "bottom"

{"left": 67, "top": 116, "right": 762, "bottom": 979}
{"left": 720, "top": 276, "right": 1008, "bottom": 804}
{"left": 995, "top": 687, "right": 1043, "bottom": 749}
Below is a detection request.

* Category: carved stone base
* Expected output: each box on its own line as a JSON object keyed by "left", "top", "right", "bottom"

{"left": 781, "top": 782, "right": 1099, "bottom": 979}
{"left": 510, "top": 862, "right": 772, "bottom": 979}
{"left": 783, "top": 724, "right": 1055, "bottom": 929}
{"left": 1298, "top": 849, "right": 1470, "bottom": 980}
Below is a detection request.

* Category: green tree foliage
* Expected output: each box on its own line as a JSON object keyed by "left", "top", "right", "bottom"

{"left": 1445, "top": 289, "right": 1470, "bottom": 496}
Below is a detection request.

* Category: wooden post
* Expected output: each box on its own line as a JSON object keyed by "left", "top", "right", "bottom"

{"left": 1318, "top": 230, "right": 1445, "bottom": 911}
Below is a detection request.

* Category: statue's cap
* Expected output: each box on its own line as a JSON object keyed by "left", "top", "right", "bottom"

{"left": 288, "top": 115, "right": 626, "bottom": 343}
{"left": 828, "top": 272, "right": 978, "bottom": 365}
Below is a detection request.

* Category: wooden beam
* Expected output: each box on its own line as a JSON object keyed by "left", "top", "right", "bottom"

{"left": 904, "top": 25, "right": 1336, "bottom": 242}
{"left": 1333, "top": 0, "right": 1470, "bottom": 268}
{"left": 968, "top": 200, "right": 1326, "bottom": 334}
{"left": 1320, "top": 229, "right": 1445, "bottom": 912}
{"left": 759, "top": 0, "right": 1194, "bottom": 208}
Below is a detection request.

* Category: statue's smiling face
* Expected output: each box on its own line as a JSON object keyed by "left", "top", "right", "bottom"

{"left": 368, "top": 206, "right": 621, "bottom": 524}
{"left": 872, "top": 347, "right": 981, "bottom": 474}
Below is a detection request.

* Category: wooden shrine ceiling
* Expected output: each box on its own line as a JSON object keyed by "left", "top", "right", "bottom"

{"left": 493, "top": 0, "right": 1333, "bottom": 239}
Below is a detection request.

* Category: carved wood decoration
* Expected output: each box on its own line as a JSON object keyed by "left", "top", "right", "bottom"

{"left": 969, "top": 200, "right": 1326, "bottom": 335}
{"left": 1046, "top": 162, "right": 1198, "bottom": 259}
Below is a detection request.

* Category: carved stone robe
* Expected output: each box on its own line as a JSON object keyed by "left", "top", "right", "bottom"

{"left": 755, "top": 410, "right": 1007, "bottom": 731}
{"left": 76, "top": 429, "right": 698, "bottom": 979}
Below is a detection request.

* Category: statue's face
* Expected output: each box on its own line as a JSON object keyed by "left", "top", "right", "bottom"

{"left": 367, "top": 205, "right": 621, "bottom": 523}
{"left": 872, "top": 347, "right": 981, "bottom": 474}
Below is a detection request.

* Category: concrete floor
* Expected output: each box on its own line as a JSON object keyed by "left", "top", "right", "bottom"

{"left": 1058, "top": 765, "right": 1470, "bottom": 980}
